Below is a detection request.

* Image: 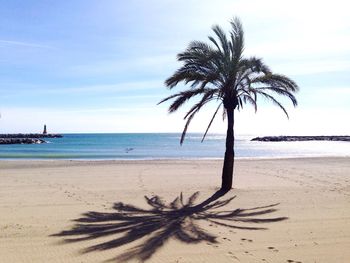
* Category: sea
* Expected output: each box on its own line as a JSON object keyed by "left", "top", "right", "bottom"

{"left": 0, "top": 133, "right": 349, "bottom": 160}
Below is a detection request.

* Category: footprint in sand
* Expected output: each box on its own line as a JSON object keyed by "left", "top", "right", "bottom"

{"left": 267, "top": 246, "right": 279, "bottom": 252}
{"left": 227, "top": 252, "right": 239, "bottom": 261}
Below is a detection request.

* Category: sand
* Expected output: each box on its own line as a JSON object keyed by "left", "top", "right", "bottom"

{"left": 0, "top": 157, "right": 349, "bottom": 263}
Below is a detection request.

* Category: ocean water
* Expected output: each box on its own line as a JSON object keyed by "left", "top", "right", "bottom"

{"left": 0, "top": 133, "right": 349, "bottom": 160}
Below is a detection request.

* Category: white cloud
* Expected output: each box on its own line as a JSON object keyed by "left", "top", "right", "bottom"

{"left": 0, "top": 80, "right": 165, "bottom": 98}
{"left": 51, "top": 80, "right": 163, "bottom": 94}
{"left": 0, "top": 106, "right": 181, "bottom": 133}
{"left": 2, "top": 104, "right": 348, "bottom": 135}
{"left": 272, "top": 59, "right": 350, "bottom": 76}
{"left": 69, "top": 54, "right": 176, "bottom": 76}
{"left": 0, "top": 39, "right": 55, "bottom": 50}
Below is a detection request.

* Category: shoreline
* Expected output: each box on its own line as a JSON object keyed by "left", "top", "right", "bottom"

{"left": 0, "top": 154, "right": 349, "bottom": 162}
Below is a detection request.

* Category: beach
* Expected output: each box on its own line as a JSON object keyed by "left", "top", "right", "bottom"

{"left": 0, "top": 157, "right": 349, "bottom": 263}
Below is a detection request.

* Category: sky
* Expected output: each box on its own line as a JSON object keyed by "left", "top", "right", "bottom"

{"left": 0, "top": 0, "right": 349, "bottom": 135}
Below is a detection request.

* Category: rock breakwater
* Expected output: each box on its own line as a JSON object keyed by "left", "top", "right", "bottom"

{"left": 251, "top": 136, "right": 350, "bottom": 142}
{"left": 0, "top": 134, "right": 63, "bottom": 144}
{"left": 0, "top": 134, "right": 62, "bottom": 138}
{"left": 0, "top": 138, "right": 46, "bottom": 144}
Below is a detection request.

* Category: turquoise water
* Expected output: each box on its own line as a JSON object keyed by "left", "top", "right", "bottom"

{"left": 0, "top": 133, "right": 349, "bottom": 159}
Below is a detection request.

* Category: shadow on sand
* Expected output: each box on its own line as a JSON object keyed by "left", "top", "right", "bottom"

{"left": 52, "top": 190, "right": 287, "bottom": 262}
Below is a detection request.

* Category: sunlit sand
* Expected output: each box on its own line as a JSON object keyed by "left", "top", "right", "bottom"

{"left": 1, "top": 158, "right": 349, "bottom": 262}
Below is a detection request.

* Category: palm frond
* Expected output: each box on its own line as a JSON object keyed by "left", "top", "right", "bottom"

{"left": 255, "top": 87, "right": 297, "bottom": 107}
{"left": 208, "top": 36, "right": 221, "bottom": 52}
{"left": 201, "top": 103, "right": 222, "bottom": 142}
{"left": 237, "top": 88, "right": 257, "bottom": 112}
{"left": 183, "top": 89, "right": 218, "bottom": 119}
{"left": 229, "top": 17, "right": 244, "bottom": 62}
{"left": 252, "top": 74, "right": 299, "bottom": 92}
{"left": 242, "top": 95, "right": 257, "bottom": 112}
{"left": 180, "top": 110, "right": 197, "bottom": 145}
{"left": 159, "top": 17, "right": 299, "bottom": 145}
{"left": 158, "top": 88, "right": 209, "bottom": 110}
{"left": 239, "top": 57, "right": 271, "bottom": 74}
{"left": 212, "top": 25, "right": 230, "bottom": 57}
{"left": 256, "top": 91, "right": 289, "bottom": 118}
{"left": 179, "top": 91, "right": 218, "bottom": 144}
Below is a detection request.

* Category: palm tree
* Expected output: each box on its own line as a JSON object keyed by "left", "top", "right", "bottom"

{"left": 158, "top": 17, "right": 298, "bottom": 191}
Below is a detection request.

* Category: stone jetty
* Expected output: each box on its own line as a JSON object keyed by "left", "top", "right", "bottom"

{"left": 0, "top": 134, "right": 62, "bottom": 139}
{"left": 251, "top": 136, "right": 350, "bottom": 142}
{"left": 0, "top": 133, "right": 63, "bottom": 144}
{"left": 0, "top": 138, "right": 46, "bottom": 144}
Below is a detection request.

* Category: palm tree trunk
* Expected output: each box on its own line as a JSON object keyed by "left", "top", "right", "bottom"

{"left": 221, "top": 107, "right": 234, "bottom": 190}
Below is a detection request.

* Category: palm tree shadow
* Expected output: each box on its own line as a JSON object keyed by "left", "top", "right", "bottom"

{"left": 52, "top": 190, "right": 287, "bottom": 262}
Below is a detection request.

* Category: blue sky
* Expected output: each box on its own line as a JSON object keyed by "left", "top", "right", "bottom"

{"left": 0, "top": 0, "right": 349, "bottom": 135}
